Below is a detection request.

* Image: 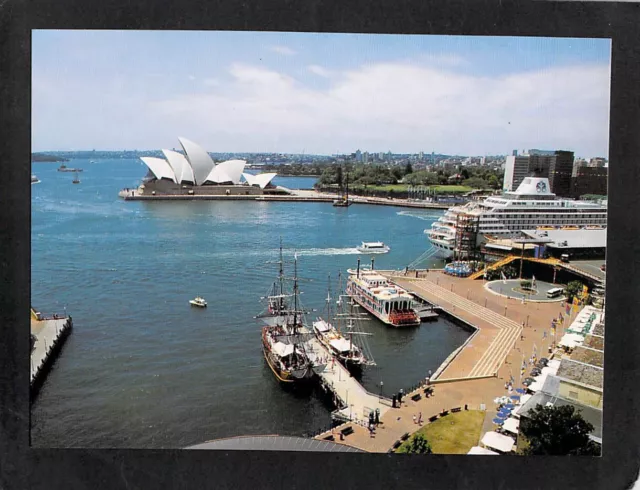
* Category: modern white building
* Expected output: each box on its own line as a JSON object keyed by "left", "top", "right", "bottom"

{"left": 139, "top": 137, "right": 278, "bottom": 188}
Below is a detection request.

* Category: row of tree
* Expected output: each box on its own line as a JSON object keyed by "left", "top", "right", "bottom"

{"left": 317, "top": 163, "right": 504, "bottom": 189}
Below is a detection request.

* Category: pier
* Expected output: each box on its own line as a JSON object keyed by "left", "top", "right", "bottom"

{"left": 303, "top": 335, "right": 392, "bottom": 424}
{"left": 30, "top": 308, "right": 73, "bottom": 399}
{"left": 119, "top": 187, "right": 450, "bottom": 209}
{"left": 315, "top": 269, "right": 566, "bottom": 452}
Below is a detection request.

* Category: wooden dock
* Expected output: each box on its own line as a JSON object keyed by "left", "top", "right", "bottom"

{"left": 30, "top": 314, "right": 72, "bottom": 398}
{"left": 304, "top": 335, "right": 392, "bottom": 424}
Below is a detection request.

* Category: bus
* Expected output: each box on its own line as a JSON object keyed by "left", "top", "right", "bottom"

{"left": 547, "top": 287, "right": 564, "bottom": 299}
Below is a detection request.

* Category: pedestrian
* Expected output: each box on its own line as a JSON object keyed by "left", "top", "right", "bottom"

{"left": 418, "top": 412, "right": 423, "bottom": 425}
{"left": 413, "top": 414, "right": 417, "bottom": 424}
{"left": 521, "top": 334, "right": 524, "bottom": 341}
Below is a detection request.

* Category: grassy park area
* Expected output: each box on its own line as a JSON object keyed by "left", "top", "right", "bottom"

{"left": 396, "top": 410, "right": 485, "bottom": 454}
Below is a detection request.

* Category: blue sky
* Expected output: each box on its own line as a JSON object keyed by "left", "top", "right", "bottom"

{"left": 32, "top": 31, "right": 611, "bottom": 157}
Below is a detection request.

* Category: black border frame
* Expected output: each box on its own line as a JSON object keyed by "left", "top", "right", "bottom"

{"left": 2, "top": 1, "right": 639, "bottom": 488}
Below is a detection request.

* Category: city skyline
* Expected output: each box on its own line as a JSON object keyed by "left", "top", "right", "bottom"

{"left": 33, "top": 31, "right": 611, "bottom": 157}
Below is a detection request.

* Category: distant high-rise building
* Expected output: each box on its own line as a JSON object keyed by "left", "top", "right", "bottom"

{"left": 503, "top": 155, "right": 530, "bottom": 191}
{"left": 527, "top": 149, "right": 556, "bottom": 156}
{"left": 528, "top": 154, "right": 553, "bottom": 178}
{"left": 588, "top": 157, "right": 607, "bottom": 168}
{"left": 355, "top": 149, "right": 362, "bottom": 162}
{"left": 571, "top": 166, "right": 608, "bottom": 198}
{"left": 573, "top": 158, "right": 588, "bottom": 176}
{"left": 548, "top": 150, "right": 574, "bottom": 197}
{"left": 378, "top": 152, "right": 384, "bottom": 161}
{"left": 512, "top": 150, "right": 518, "bottom": 156}
{"left": 363, "top": 151, "right": 369, "bottom": 164}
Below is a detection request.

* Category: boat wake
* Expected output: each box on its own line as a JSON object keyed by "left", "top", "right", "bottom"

{"left": 293, "top": 247, "right": 361, "bottom": 257}
{"left": 396, "top": 210, "right": 444, "bottom": 221}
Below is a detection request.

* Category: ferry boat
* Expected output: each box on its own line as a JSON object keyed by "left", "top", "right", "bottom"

{"left": 31, "top": 174, "right": 40, "bottom": 184}
{"left": 260, "top": 252, "right": 316, "bottom": 383}
{"left": 312, "top": 275, "right": 375, "bottom": 370}
{"left": 58, "top": 164, "right": 83, "bottom": 172}
{"left": 189, "top": 296, "right": 207, "bottom": 307}
{"left": 356, "top": 241, "right": 390, "bottom": 254}
{"left": 425, "top": 177, "right": 608, "bottom": 259}
{"left": 346, "top": 260, "right": 420, "bottom": 327}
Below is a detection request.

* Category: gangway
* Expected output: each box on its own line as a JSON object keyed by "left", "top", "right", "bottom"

{"left": 407, "top": 247, "right": 439, "bottom": 270}
{"left": 467, "top": 255, "right": 518, "bottom": 280}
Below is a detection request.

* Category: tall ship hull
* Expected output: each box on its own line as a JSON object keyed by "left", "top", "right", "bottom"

{"left": 346, "top": 262, "right": 420, "bottom": 328}
{"left": 425, "top": 177, "right": 607, "bottom": 258}
{"left": 261, "top": 326, "right": 314, "bottom": 383}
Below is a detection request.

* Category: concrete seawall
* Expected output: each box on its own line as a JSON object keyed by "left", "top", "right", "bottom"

{"left": 31, "top": 316, "right": 73, "bottom": 401}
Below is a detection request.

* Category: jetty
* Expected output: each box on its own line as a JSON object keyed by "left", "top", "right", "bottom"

{"left": 30, "top": 307, "right": 73, "bottom": 399}
{"left": 303, "top": 333, "right": 392, "bottom": 424}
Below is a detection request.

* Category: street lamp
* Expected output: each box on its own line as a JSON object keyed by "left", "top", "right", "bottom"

{"left": 380, "top": 381, "right": 384, "bottom": 397}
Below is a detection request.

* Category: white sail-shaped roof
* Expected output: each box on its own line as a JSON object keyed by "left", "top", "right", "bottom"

{"left": 242, "top": 173, "right": 257, "bottom": 186}
{"left": 242, "top": 172, "right": 277, "bottom": 189}
{"left": 162, "top": 149, "right": 194, "bottom": 184}
{"left": 178, "top": 137, "right": 215, "bottom": 185}
{"left": 204, "top": 159, "right": 246, "bottom": 184}
{"left": 254, "top": 172, "right": 277, "bottom": 189}
{"left": 140, "top": 157, "right": 177, "bottom": 182}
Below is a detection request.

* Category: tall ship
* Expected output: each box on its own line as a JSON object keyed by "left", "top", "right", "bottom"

{"left": 255, "top": 239, "right": 291, "bottom": 327}
{"left": 346, "top": 259, "right": 420, "bottom": 327}
{"left": 425, "top": 177, "right": 608, "bottom": 259}
{"left": 312, "top": 274, "right": 375, "bottom": 372}
{"left": 333, "top": 171, "right": 352, "bottom": 207}
{"left": 260, "top": 250, "right": 317, "bottom": 384}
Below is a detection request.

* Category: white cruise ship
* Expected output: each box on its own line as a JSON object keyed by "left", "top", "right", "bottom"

{"left": 425, "top": 177, "right": 607, "bottom": 259}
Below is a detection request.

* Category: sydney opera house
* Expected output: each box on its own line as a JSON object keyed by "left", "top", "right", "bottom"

{"left": 130, "top": 137, "right": 284, "bottom": 197}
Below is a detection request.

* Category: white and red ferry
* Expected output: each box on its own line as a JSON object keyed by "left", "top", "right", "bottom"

{"left": 346, "top": 264, "right": 420, "bottom": 328}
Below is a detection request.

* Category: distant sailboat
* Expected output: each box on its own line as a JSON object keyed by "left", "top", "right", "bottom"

{"left": 72, "top": 171, "right": 80, "bottom": 184}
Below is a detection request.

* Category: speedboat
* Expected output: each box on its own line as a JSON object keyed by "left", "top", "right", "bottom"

{"left": 356, "top": 241, "right": 390, "bottom": 254}
{"left": 189, "top": 296, "right": 207, "bottom": 308}
{"left": 31, "top": 174, "right": 40, "bottom": 184}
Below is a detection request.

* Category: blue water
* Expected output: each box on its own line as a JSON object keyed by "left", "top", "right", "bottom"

{"left": 30, "top": 158, "right": 467, "bottom": 448}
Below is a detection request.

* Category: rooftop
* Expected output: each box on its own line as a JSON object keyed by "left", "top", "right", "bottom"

{"left": 521, "top": 229, "right": 607, "bottom": 249}
{"left": 570, "top": 346, "right": 604, "bottom": 368}
{"left": 186, "top": 435, "right": 365, "bottom": 452}
{"left": 583, "top": 335, "right": 605, "bottom": 351}
{"left": 556, "top": 358, "right": 603, "bottom": 389}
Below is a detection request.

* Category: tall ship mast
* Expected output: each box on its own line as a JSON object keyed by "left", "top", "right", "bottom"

{"left": 333, "top": 168, "right": 352, "bottom": 207}
{"left": 346, "top": 258, "right": 420, "bottom": 328}
{"left": 260, "top": 248, "right": 316, "bottom": 384}
{"left": 425, "top": 177, "right": 607, "bottom": 259}
{"left": 312, "top": 273, "right": 375, "bottom": 373}
{"left": 255, "top": 238, "right": 291, "bottom": 327}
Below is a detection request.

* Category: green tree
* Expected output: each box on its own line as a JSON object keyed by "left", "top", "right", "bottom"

{"left": 460, "top": 168, "right": 470, "bottom": 179}
{"left": 405, "top": 162, "right": 413, "bottom": 175}
{"left": 565, "top": 280, "right": 584, "bottom": 302}
{"left": 488, "top": 174, "right": 500, "bottom": 189}
{"left": 398, "top": 433, "right": 433, "bottom": 454}
{"left": 463, "top": 177, "right": 489, "bottom": 189}
{"left": 521, "top": 405, "right": 601, "bottom": 456}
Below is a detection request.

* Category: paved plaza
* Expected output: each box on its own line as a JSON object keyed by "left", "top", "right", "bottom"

{"left": 485, "top": 279, "right": 565, "bottom": 302}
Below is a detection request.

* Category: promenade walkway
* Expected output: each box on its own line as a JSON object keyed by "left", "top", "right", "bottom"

{"left": 305, "top": 337, "right": 391, "bottom": 423}
{"left": 316, "top": 270, "right": 569, "bottom": 452}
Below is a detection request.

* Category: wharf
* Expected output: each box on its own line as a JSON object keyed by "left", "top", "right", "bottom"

{"left": 304, "top": 335, "right": 392, "bottom": 424}
{"left": 119, "top": 188, "right": 450, "bottom": 209}
{"left": 316, "top": 270, "right": 567, "bottom": 452}
{"left": 30, "top": 311, "right": 72, "bottom": 397}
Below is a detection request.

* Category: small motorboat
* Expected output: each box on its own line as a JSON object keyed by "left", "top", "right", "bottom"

{"left": 356, "top": 241, "right": 390, "bottom": 254}
{"left": 189, "top": 296, "right": 207, "bottom": 308}
{"left": 31, "top": 174, "right": 40, "bottom": 184}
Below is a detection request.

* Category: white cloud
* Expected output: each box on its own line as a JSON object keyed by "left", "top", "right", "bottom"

{"left": 188, "top": 75, "right": 196, "bottom": 81}
{"left": 268, "top": 45, "right": 297, "bottom": 56}
{"left": 148, "top": 60, "right": 610, "bottom": 156}
{"left": 308, "top": 65, "right": 331, "bottom": 77}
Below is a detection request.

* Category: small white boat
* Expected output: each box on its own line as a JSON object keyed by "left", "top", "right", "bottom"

{"left": 189, "top": 296, "right": 207, "bottom": 308}
{"left": 31, "top": 174, "right": 40, "bottom": 184}
{"left": 356, "top": 241, "right": 390, "bottom": 254}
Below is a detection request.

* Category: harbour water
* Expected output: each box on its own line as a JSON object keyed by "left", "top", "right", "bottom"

{"left": 30, "top": 158, "right": 469, "bottom": 448}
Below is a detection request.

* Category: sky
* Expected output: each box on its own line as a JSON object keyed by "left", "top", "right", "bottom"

{"left": 32, "top": 31, "right": 611, "bottom": 157}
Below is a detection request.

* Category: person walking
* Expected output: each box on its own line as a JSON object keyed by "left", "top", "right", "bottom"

{"left": 412, "top": 414, "right": 417, "bottom": 424}
{"left": 418, "top": 412, "right": 423, "bottom": 425}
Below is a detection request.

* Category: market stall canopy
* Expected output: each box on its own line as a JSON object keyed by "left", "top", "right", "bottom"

{"left": 481, "top": 432, "right": 515, "bottom": 453}
{"left": 468, "top": 446, "right": 499, "bottom": 455}
{"left": 502, "top": 417, "right": 521, "bottom": 435}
